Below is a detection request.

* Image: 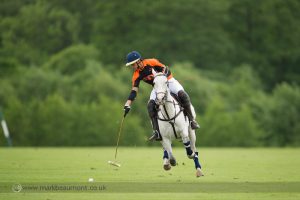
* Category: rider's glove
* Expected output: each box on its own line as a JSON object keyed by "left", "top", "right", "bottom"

{"left": 123, "top": 105, "right": 131, "bottom": 117}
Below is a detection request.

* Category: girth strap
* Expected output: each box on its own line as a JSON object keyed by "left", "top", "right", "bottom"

{"left": 157, "top": 105, "right": 182, "bottom": 139}
{"left": 157, "top": 106, "right": 183, "bottom": 122}
{"left": 169, "top": 121, "right": 178, "bottom": 139}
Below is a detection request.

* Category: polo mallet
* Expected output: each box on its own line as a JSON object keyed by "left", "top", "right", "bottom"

{"left": 108, "top": 115, "right": 125, "bottom": 167}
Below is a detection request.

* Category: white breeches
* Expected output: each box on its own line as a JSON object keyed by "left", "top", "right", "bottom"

{"left": 150, "top": 78, "right": 184, "bottom": 100}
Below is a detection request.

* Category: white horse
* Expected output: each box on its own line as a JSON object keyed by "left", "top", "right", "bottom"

{"left": 152, "top": 70, "right": 204, "bottom": 177}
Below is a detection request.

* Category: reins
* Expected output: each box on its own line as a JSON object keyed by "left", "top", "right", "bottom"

{"left": 157, "top": 99, "right": 183, "bottom": 122}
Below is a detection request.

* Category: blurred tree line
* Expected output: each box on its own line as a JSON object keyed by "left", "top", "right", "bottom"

{"left": 0, "top": 0, "right": 299, "bottom": 146}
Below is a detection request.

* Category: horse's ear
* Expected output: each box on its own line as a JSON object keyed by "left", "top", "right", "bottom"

{"left": 152, "top": 68, "right": 157, "bottom": 77}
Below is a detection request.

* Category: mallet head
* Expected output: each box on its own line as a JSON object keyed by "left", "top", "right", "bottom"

{"left": 108, "top": 160, "right": 121, "bottom": 167}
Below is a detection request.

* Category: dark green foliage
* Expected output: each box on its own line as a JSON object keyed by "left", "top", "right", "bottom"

{"left": 249, "top": 83, "right": 300, "bottom": 146}
{"left": 227, "top": 0, "right": 300, "bottom": 89}
{"left": 92, "top": 0, "right": 233, "bottom": 70}
{"left": 0, "top": 1, "right": 79, "bottom": 65}
{"left": 43, "top": 44, "right": 100, "bottom": 75}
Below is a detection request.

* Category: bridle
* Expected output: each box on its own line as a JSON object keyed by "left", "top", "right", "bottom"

{"left": 155, "top": 91, "right": 168, "bottom": 105}
{"left": 154, "top": 73, "right": 169, "bottom": 105}
{"left": 153, "top": 74, "right": 183, "bottom": 123}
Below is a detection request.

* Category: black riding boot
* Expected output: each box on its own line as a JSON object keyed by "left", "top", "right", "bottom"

{"left": 147, "top": 100, "right": 161, "bottom": 141}
{"left": 178, "top": 90, "right": 200, "bottom": 129}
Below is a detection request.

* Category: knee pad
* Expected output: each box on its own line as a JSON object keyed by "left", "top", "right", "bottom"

{"left": 147, "top": 100, "right": 157, "bottom": 118}
{"left": 178, "top": 90, "right": 191, "bottom": 107}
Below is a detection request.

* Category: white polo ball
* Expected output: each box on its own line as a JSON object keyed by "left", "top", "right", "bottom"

{"left": 88, "top": 178, "right": 94, "bottom": 182}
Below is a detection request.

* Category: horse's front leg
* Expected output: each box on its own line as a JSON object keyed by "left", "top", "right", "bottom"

{"left": 182, "top": 129, "right": 195, "bottom": 159}
{"left": 161, "top": 139, "right": 172, "bottom": 171}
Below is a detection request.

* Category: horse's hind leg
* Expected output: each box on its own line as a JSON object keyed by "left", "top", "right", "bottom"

{"left": 189, "top": 128, "right": 200, "bottom": 168}
{"left": 189, "top": 128, "right": 204, "bottom": 177}
{"left": 194, "top": 152, "right": 204, "bottom": 177}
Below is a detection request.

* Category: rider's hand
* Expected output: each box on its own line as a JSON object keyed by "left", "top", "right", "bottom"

{"left": 123, "top": 105, "right": 131, "bottom": 117}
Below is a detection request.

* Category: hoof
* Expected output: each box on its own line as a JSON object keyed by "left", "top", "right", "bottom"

{"left": 170, "top": 158, "right": 176, "bottom": 166}
{"left": 163, "top": 158, "right": 171, "bottom": 170}
{"left": 196, "top": 168, "right": 204, "bottom": 177}
{"left": 163, "top": 164, "right": 171, "bottom": 171}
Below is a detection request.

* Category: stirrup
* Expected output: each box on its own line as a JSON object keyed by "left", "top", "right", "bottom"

{"left": 190, "top": 120, "right": 200, "bottom": 129}
{"left": 148, "top": 130, "right": 161, "bottom": 141}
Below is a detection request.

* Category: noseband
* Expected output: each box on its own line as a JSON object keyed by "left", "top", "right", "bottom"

{"left": 155, "top": 91, "right": 167, "bottom": 105}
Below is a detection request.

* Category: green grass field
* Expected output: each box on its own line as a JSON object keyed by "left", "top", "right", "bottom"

{"left": 0, "top": 147, "right": 299, "bottom": 200}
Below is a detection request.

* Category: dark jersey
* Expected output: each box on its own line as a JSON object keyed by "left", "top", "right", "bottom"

{"left": 131, "top": 58, "right": 173, "bottom": 87}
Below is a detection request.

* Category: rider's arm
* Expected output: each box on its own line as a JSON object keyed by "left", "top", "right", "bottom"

{"left": 148, "top": 59, "right": 168, "bottom": 74}
{"left": 125, "top": 87, "right": 139, "bottom": 107}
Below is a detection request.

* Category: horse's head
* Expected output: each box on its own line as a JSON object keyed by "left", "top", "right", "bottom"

{"left": 152, "top": 69, "right": 169, "bottom": 105}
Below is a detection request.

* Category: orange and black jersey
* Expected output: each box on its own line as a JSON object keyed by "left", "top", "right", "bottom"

{"left": 131, "top": 58, "right": 173, "bottom": 87}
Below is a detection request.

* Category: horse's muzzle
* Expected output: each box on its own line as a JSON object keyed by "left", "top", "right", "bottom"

{"left": 155, "top": 91, "right": 167, "bottom": 105}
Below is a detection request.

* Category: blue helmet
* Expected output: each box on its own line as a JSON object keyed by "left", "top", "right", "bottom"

{"left": 125, "top": 51, "right": 141, "bottom": 66}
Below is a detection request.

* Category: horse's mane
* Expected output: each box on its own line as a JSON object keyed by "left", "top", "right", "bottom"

{"left": 154, "top": 72, "right": 166, "bottom": 78}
